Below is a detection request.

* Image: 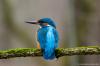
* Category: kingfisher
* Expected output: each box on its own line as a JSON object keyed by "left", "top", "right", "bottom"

{"left": 26, "top": 18, "right": 59, "bottom": 60}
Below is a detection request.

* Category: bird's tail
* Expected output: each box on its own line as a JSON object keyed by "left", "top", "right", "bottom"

{"left": 43, "top": 48, "right": 56, "bottom": 60}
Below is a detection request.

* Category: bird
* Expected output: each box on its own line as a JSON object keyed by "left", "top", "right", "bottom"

{"left": 26, "top": 18, "right": 59, "bottom": 60}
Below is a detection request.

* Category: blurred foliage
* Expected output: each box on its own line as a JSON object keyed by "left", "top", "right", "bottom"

{"left": 1, "top": 0, "right": 34, "bottom": 47}
{"left": 75, "top": 0, "right": 94, "bottom": 45}
{"left": 75, "top": 0, "right": 94, "bottom": 14}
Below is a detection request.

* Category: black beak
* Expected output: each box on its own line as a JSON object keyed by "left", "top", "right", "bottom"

{"left": 25, "top": 20, "right": 39, "bottom": 24}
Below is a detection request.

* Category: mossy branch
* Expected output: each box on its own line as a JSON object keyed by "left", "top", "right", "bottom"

{"left": 0, "top": 46, "right": 100, "bottom": 59}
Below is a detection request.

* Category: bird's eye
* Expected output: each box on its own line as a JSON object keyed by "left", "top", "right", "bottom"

{"left": 42, "top": 23, "right": 48, "bottom": 26}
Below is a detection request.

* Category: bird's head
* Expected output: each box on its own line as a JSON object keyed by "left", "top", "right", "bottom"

{"left": 26, "top": 18, "right": 56, "bottom": 28}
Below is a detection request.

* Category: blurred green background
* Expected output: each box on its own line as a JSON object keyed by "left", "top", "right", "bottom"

{"left": 0, "top": 0, "right": 100, "bottom": 66}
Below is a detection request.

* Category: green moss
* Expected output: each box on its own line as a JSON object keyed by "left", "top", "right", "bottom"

{"left": 0, "top": 48, "right": 41, "bottom": 59}
{"left": 0, "top": 47, "right": 100, "bottom": 59}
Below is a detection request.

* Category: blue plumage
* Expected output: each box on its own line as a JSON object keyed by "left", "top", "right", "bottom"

{"left": 38, "top": 18, "right": 56, "bottom": 28}
{"left": 38, "top": 25, "right": 59, "bottom": 60}
{"left": 26, "top": 18, "right": 59, "bottom": 60}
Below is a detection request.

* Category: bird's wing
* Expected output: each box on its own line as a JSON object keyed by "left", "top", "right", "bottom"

{"left": 37, "top": 28, "right": 47, "bottom": 49}
{"left": 53, "top": 28, "right": 59, "bottom": 48}
{"left": 37, "top": 27, "right": 59, "bottom": 49}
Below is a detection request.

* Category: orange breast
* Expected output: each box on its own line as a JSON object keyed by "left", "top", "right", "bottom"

{"left": 37, "top": 42, "right": 40, "bottom": 49}
{"left": 36, "top": 32, "right": 40, "bottom": 49}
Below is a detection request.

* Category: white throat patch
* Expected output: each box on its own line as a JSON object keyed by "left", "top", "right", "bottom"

{"left": 39, "top": 25, "right": 50, "bottom": 28}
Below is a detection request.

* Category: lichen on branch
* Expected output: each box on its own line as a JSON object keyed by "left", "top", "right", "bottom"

{"left": 0, "top": 46, "right": 100, "bottom": 59}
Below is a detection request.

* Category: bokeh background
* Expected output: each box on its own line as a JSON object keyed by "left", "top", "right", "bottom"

{"left": 0, "top": 0, "right": 100, "bottom": 66}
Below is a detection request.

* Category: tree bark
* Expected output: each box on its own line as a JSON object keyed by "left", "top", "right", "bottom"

{"left": 0, "top": 46, "right": 100, "bottom": 59}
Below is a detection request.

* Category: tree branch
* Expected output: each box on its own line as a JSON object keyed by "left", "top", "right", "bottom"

{"left": 0, "top": 46, "right": 100, "bottom": 59}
